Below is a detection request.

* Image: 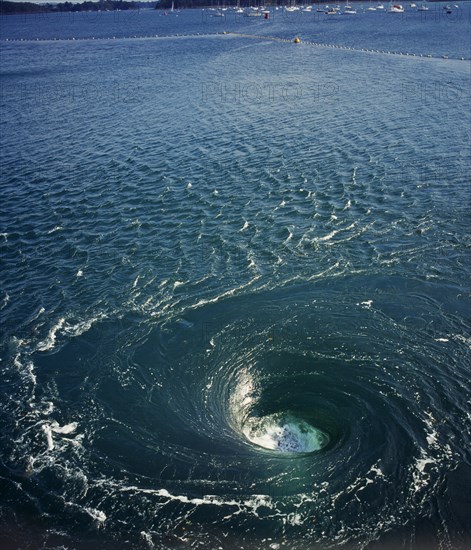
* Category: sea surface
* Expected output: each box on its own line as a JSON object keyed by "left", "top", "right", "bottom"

{"left": 1, "top": 4, "right": 470, "bottom": 549}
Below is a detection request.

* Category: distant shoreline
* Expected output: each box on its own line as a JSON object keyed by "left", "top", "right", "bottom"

{"left": 0, "top": 1, "right": 153, "bottom": 15}
{"left": 0, "top": 0, "right": 459, "bottom": 16}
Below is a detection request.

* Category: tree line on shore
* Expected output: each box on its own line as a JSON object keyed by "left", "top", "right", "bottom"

{"left": 0, "top": 1, "right": 156, "bottom": 14}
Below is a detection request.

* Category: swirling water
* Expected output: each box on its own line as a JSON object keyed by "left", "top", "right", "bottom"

{"left": 1, "top": 5, "right": 470, "bottom": 549}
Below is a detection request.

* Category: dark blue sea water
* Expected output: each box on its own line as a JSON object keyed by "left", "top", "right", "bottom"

{"left": 1, "top": 4, "right": 470, "bottom": 549}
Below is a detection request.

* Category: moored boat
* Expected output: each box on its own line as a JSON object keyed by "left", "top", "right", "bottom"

{"left": 344, "top": 5, "right": 357, "bottom": 13}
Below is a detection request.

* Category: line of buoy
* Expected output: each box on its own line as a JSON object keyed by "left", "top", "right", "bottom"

{"left": 227, "top": 33, "right": 466, "bottom": 61}
{"left": 1, "top": 32, "right": 467, "bottom": 61}
{"left": 1, "top": 31, "right": 227, "bottom": 43}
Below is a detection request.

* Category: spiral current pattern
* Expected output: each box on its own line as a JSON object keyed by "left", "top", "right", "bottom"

{"left": 10, "top": 278, "right": 459, "bottom": 548}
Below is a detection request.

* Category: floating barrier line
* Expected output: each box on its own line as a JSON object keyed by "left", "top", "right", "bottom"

{"left": 227, "top": 33, "right": 468, "bottom": 61}
{"left": 0, "top": 31, "right": 227, "bottom": 43}
{"left": 1, "top": 31, "right": 468, "bottom": 61}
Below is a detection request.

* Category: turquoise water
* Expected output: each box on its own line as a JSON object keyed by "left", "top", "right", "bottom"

{"left": 1, "top": 6, "right": 470, "bottom": 549}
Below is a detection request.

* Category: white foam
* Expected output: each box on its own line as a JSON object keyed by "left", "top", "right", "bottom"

{"left": 118, "top": 486, "right": 276, "bottom": 526}
{"left": 424, "top": 411, "right": 440, "bottom": 449}
{"left": 63, "top": 314, "right": 107, "bottom": 338}
{"left": 316, "top": 222, "right": 357, "bottom": 243}
{"left": 243, "top": 414, "right": 328, "bottom": 453}
{"left": 51, "top": 421, "right": 78, "bottom": 435}
{"left": 453, "top": 334, "right": 471, "bottom": 349}
{"left": 368, "top": 463, "right": 385, "bottom": 478}
{"left": 416, "top": 456, "right": 435, "bottom": 473}
{"left": 29, "top": 306, "right": 45, "bottom": 323}
{"left": 304, "top": 260, "right": 343, "bottom": 282}
{"left": 283, "top": 227, "right": 293, "bottom": 243}
{"left": 14, "top": 354, "right": 37, "bottom": 386}
{"left": 63, "top": 434, "right": 85, "bottom": 447}
{"left": 230, "top": 368, "right": 256, "bottom": 414}
{"left": 140, "top": 532, "right": 155, "bottom": 548}
{"left": 356, "top": 477, "right": 374, "bottom": 492}
{"left": 42, "top": 424, "right": 54, "bottom": 451}
{"left": 85, "top": 508, "right": 106, "bottom": 523}
{"left": 247, "top": 252, "right": 257, "bottom": 270}
{"left": 37, "top": 318, "right": 65, "bottom": 351}
{"left": 191, "top": 275, "right": 261, "bottom": 310}
{"left": 0, "top": 292, "right": 10, "bottom": 310}
{"left": 316, "top": 228, "right": 339, "bottom": 242}
{"left": 411, "top": 447, "right": 437, "bottom": 493}
{"left": 289, "top": 513, "right": 303, "bottom": 525}
{"left": 43, "top": 401, "right": 54, "bottom": 415}
{"left": 351, "top": 166, "right": 358, "bottom": 184}
{"left": 148, "top": 488, "right": 239, "bottom": 508}
{"left": 47, "top": 225, "right": 63, "bottom": 234}
{"left": 25, "top": 361, "right": 37, "bottom": 386}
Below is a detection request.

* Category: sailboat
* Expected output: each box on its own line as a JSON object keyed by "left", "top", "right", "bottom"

{"left": 328, "top": 6, "right": 341, "bottom": 14}
{"left": 245, "top": 7, "right": 262, "bottom": 16}
{"left": 344, "top": 4, "right": 357, "bottom": 13}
